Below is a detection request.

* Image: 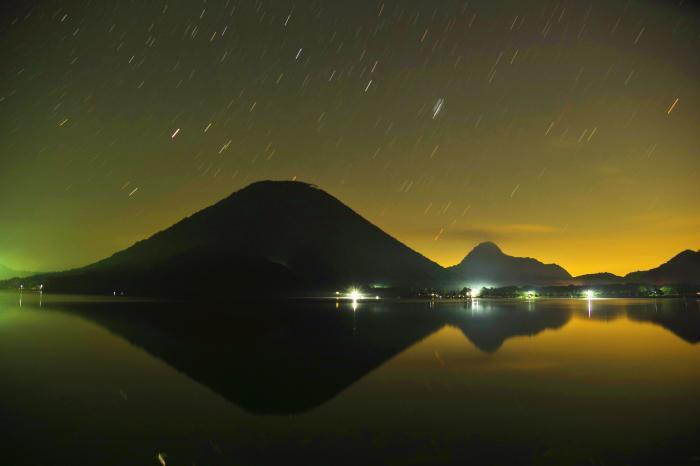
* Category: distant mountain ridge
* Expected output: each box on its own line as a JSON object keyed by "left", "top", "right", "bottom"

{"left": 1, "top": 180, "right": 698, "bottom": 296}
{"left": 624, "top": 249, "right": 700, "bottom": 285}
{"left": 570, "top": 272, "right": 624, "bottom": 286}
{"left": 570, "top": 250, "right": 700, "bottom": 286}
{"left": 0, "top": 264, "right": 33, "bottom": 281}
{"left": 448, "top": 241, "right": 572, "bottom": 287}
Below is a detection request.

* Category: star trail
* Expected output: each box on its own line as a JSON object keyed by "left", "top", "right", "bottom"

{"left": 1, "top": 0, "right": 698, "bottom": 275}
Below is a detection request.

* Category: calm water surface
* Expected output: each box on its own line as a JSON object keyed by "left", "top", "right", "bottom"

{"left": 1, "top": 292, "right": 700, "bottom": 465}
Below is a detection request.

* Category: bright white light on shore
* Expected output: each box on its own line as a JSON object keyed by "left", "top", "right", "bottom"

{"left": 348, "top": 289, "right": 363, "bottom": 300}
{"left": 468, "top": 284, "right": 492, "bottom": 297}
{"left": 584, "top": 289, "right": 595, "bottom": 299}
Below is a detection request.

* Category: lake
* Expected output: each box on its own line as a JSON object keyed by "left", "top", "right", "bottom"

{"left": 1, "top": 291, "right": 700, "bottom": 465}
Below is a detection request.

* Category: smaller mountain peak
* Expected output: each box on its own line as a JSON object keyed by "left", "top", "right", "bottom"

{"left": 471, "top": 241, "right": 503, "bottom": 255}
{"left": 670, "top": 249, "right": 699, "bottom": 261}
{"left": 458, "top": 241, "right": 504, "bottom": 264}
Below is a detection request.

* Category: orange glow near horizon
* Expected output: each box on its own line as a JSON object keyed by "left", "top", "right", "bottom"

{"left": 408, "top": 232, "right": 700, "bottom": 277}
{"left": 381, "top": 208, "right": 700, "bottom": 277}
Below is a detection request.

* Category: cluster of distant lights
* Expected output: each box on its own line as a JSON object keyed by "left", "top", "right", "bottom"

{"left": 524, "top": 289, "right": 597, "bottom": 299}
{"left": 522, "top": 290, "right": 598, "bottom": 300}
{"left": 332, "top": 286, "right": 599, "bottom": 303}
{"left": 522, "top": 289, "right": 597, "bottom": 299}
{"left": 18, "top": 284, "right": 43, "bottom": 292}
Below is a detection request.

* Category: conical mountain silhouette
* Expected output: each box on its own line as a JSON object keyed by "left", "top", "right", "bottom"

{"left": 19, "top": 181, "right": 446, "bottom": 296}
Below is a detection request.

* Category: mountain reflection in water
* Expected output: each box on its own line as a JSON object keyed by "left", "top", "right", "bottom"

{"left": 38, "top": 296, "right": 700, "bottom": 415}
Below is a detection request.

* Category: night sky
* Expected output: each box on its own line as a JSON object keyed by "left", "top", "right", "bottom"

{"left": 1, "top": 0, "right": 698, "bottom": 276}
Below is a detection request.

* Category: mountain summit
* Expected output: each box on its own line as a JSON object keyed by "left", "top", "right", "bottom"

{"left": 463, "top": 241, "right": 504, "bottom": 258}
{"left": 449, "top": 242, "right": 572, "bottom": 287}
